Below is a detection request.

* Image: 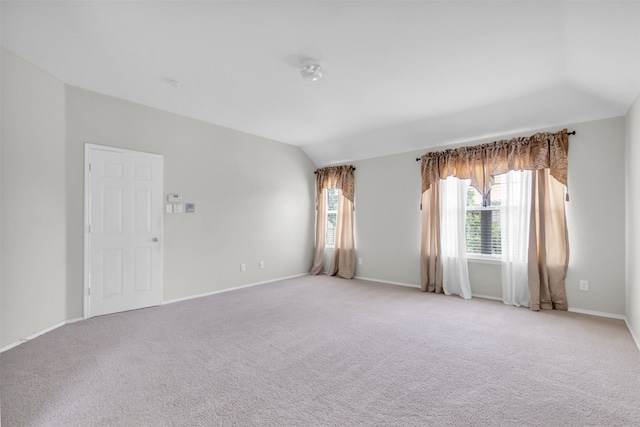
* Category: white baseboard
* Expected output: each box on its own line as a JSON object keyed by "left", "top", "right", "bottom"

{"left": 472, "top": 294, "right": 503, "bottom": 301}
{"left": 567, "top": 307, "right": 639, "bottom": 352}
{"left": 354, "top": 277, "right": 639, "bottom": 352}
{"left": 1, "top": 274, "right": 310, "bottom": 354}
{"left": 354, "top": 277, "right": 506, "bottom": 302}
{"left": 567, "top": 307, "right": 626, "bottom": 320}
{"left": 624, "top": 318, "right": 640, "bottom": 353}
{"left": 162, "top": 273, "right": 309, "bottom": 305}
{"left": 356, "top": 277, "right": 639, "bottom": 353}
{"left": 0, "top": 317, "right": 82, "bottom": 354}
{"left": 5, "top": 278, "right": 639, "bottom": 354}
{"left": 354, "top": 276, "right": 421, "bottom": 289}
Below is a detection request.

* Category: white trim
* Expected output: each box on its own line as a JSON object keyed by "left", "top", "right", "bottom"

{"left": 566, "top": 309, "right": 639, "bottom": 353}
{"left": 472, "top": 293, "right": 503, "bottom": 301}
{"left": 4, "top": 284, "right": 639, "bottom": 355}
{"left": 354, "top": 276, "right": 420, "bottom": 289}
{"left": 624, "top": 318, "right": 640, "bottom": 353}
{"left": 1, "top": 273, "right": 311, "bottom": 353}
{"left": 162, "top": 273, "right": 309, "bottom": 305}
{"left": 0, "top": 318, "right": 83, "bottom": 354}
{"left": 567, "top": 307, "right": 626, "bottom": 320}
{"left": 355, "top": 277, "right": 506, "bottom": 302}
{"left": 356, "top": 278, "right": 639, "bottom": 353}
{"left": 467, "top": 255, "right": 501, "bottom": 265}
{"left": 84, "top": 145, "right": 91, "bottom": 319}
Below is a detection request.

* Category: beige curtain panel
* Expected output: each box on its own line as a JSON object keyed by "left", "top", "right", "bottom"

{"left": 420, "top": 185, "right": 443, "bottom": 293}
{"left": 328, "top": 193, "right": 356, "bottom": 279}
{"left": 528, "top": 169, "right": 569, "bottom": 310}
{"left": 419, "top": 129, "right": 569, "bottom": 311}
{"left": 310, "top": 165, "right": 356, "bottom": 279}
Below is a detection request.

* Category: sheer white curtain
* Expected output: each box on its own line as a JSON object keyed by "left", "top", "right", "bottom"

{"left": 501, "top": 170, "right": 532, "bottom": 307}
{"left": 440, "top": 176, "right": 472, "bottom": 299}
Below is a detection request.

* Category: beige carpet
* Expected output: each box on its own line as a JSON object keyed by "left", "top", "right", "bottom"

{"left": 1, "top": 275, "right": 639, "bottom": 426}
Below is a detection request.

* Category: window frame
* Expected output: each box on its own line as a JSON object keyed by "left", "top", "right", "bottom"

{"left": 324, "top": 188, "right": 338, "bottom": 249}
{"left": 465, "top": 177, "right": 504, "bottom": 261}
{"left": 465, "top": 206, "right": 502, "bottom": 264}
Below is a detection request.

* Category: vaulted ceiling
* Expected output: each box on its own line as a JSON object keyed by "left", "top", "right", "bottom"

{"left": 2, "top": 1, "right": 639, "bottom": 166}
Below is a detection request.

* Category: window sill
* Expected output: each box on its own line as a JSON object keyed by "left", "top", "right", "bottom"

{"left": 467, "top": 255, "right": 501, "bottom": 265}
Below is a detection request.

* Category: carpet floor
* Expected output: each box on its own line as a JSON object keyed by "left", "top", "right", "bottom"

{"left": 1, "top": 275, "right": 639, "bottom": 426}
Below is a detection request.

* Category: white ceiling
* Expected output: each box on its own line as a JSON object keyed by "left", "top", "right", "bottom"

{"left": 2, "top": 1, "right": 640, "bottom": 166}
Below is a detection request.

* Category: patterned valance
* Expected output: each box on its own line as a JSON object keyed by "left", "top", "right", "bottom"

{"left": 420, "top": 129, "right": 569, "bottom": 196}
{"left": 315, "top": 165, "right": 355, "bottom": 202}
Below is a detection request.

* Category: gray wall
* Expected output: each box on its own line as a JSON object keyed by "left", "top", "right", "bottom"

{"left": 1, "top": 49, "right": 68, "bottom": 346}
{"left": 352, "top": 117, "right": 627, "bottom": 315}
{"left": 65, "top": 87, "right": 317, "bottom": 309}
{"left": 1, "top": 14, "right": 3, "bottom": 352}
{"left": 1, "top": 48, "right": 317, "bottom": 348}
{"left": 626, "top": 93, "right": 640, "bottom": 343}
{"left": 0, "top": 46, "right": 634, "bottom": 348}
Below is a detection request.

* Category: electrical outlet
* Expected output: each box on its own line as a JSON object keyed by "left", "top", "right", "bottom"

{"left": 259, "top": 261, "right": 265, "bottom": 269}
{"left": 240, "top": 263, "right": 246, "bottom": 272}
{"left": 579, "top": 280, "right": 588, "bottom": 291}
{"left": 358, "top": 258, "right": 363, "bottom": 265}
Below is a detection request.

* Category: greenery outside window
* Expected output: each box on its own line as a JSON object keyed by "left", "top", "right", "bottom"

{"left": 465, "top": 174, "right": 506, "bottom": 257}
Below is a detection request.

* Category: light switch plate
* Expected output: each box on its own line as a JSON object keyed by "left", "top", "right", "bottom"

{"left": 173, "top": 204, "right": 183, "bottom": 214}
{"left": 165, "top": 204, "right": 173, "bottom": 214}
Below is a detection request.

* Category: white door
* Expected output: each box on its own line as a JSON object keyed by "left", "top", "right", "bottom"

{"left": 86, "top": 146, "right": 163, "bottom": 317}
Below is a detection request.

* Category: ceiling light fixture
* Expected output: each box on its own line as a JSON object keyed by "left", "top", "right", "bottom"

{"left": 167, "top": 78, "right": 182, "bottom": 88}
{"left": 300, "top": 60, "right": 323, "bottom": 82}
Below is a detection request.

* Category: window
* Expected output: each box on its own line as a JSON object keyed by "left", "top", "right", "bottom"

{"left": 325, "top": 188, "right": 339, "bottom": 247}
{"left": 465, "top": 174, "right": 506, "bottom": 256}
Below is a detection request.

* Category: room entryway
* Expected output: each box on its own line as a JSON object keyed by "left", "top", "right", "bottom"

{"left": 84, "top": 144, "right": 163, "bottom": 317}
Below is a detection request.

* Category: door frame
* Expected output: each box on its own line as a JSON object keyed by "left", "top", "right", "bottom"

{"left": 83, "top": 143, "right": 164, "bottom": 319}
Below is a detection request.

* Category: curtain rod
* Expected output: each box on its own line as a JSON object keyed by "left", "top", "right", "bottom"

{"left": 314, "top": 166, "right": 356, "bottom": 174}
{"left": 415, "top": 130, "right": 576, "bottom": 161}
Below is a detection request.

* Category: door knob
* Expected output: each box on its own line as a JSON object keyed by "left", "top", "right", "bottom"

{"left": 152, "top": 237, "right": 159, "bottom": 242}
